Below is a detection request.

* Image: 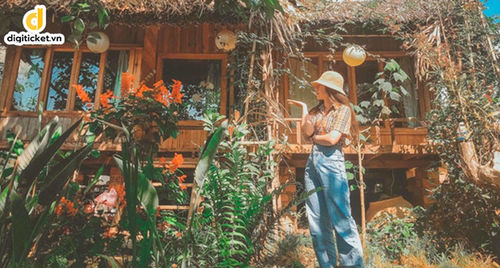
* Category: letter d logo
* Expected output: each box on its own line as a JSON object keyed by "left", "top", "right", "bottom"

{"left": 23, "top": 5, "right": 46, "bottom": 33}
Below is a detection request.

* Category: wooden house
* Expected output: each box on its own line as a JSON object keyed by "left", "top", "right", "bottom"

{"left": 0, "top": 0, "right": 443, "bottom": 225}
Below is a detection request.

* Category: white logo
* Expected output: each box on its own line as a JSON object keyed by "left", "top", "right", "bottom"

{"left": 4, "top": 5, "right": 65, "bottom": 46}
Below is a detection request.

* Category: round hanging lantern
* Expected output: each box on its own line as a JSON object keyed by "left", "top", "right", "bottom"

{"left": 342, "top": 45, "right": 366, "bottom": 67}
{"left": 215, "top": 30, "right": 237, "bottom": 51}
{"left": 86, "top": 32, "right": 110, "bottom": 53}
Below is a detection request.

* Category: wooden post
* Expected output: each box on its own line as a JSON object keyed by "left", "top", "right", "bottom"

{"left": 140, "top": 25, "right": 159, "bottom": 85}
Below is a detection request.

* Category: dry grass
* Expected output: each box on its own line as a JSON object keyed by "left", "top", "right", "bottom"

{"left": 367, "top": 245, "right": 499, "bottom": 268}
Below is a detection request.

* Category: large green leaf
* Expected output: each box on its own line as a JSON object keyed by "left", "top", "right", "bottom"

{"left": 18, "top": 118, "right": 82, "bottom": 195}
{"left": 194, "top": 121, "right": 227, "bottom": 188}
{"left": 137, "top": 173, "right": 158, "bottom": 217}
{"left": 38, "top": 144, "right": 92, "bottom": 205}
{"left": 114, "top": 156, "right": 158, "bottom": 217}
{"left": 17, "top": 117, "right": 59, "bottom": 172}
{"left": 10, "top": 192, "right": 31, "bottom": 262}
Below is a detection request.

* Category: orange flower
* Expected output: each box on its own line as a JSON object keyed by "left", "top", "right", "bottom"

{"left": 121, "top": 73, "right": 134, "bottom": 96}
{"left": 66, "top": 200, "right": 77, "bottom": 216}
{"left": 111, "top": 184, "right": 126, "bottom": 210}
{"left": 228, "top": 125, "right": 234, "bottom": 139}
{"left": 100, "top": 90, "right": 114, "bottom": 108}
{"left": 136, "top": 84, "right": 152, "bottom": 98}
{"left": 168, "top": 153, "right": 184, "bottom": 172}
{"left": 178, "top": 174, "right": 187, "bottom": 184}
{"left": 55, "top": 204, "right": 63, "bottom": 216}
{"left": 157, "top": 85, "right": 170, "bottom": 105}
{"left": 175, "top": 231, "right": 182, "bottom": 238}
{"left": 160, "top": 157, "right": 166, "bottom": 164}
{"left": 179, "top": 184, "right": 187, "bottom": 191}
{"left": 170, "top": 79, "right": 183, "bottom": 104}
{"left": 153, "top": 80, "right": 164, "bottom": 88}
{"left": 234, "top": 110, "right": 240, "bottom": 122}
{"left": 55, "top": 196, "right": 77, "bottom": 216}
{"left": 74, "top": 84, "right": 91, "bottom": 103}
{"left": 84, "top": 203, "right": 94, "bottom": 214}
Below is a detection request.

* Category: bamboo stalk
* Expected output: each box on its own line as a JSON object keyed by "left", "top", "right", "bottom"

{"left": 357, "top": 142, "right": 366, "bottom": 248}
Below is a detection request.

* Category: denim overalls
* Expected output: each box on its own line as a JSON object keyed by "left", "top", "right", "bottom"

{"left": 305, "top": 143, "right": 365, "bottom": 268}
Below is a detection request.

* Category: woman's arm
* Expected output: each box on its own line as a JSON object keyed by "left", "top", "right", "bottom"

{"left": 312, "top": 130, "right": 343, "bottom": 146}
{"left": 312, "top": 105, "right": 351, "bottom": 146}
{"left": 288, "top": 99, "right": 315, "bottom": 138}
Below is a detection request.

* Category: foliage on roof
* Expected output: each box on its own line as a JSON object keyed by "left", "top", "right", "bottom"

{"left": 1, "top": 0, "right": 443, "bottom": 25}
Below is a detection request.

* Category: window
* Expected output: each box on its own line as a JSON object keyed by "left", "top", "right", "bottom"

{"left": 161, "top": 58, "right": 223, "bottom": 121}
{"left": 13, "top": 48, "right": 46, "bottom": 111}
{"left": 75, "top": 53, "right": 100, "bottom": 111}
{"left": 397, "top": 57, "right": 420, "bottom": 126}
{"left": 47, "top": 51, "right": 74, "bottom": 110}
{"left": 5, "top": 47, "right": 139, "bottom": 113}
{"left": 103, "top": 50, "right": 129, "bottom": 96}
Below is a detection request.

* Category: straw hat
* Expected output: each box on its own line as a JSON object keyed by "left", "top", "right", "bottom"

{"left": 311, "top": 71, "right": 346, "bottom": 96}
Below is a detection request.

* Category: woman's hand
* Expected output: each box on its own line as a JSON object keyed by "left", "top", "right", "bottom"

{"left": 288, "top": 99, "right": 314, "bottom": 138}
{"left": 287, "top": 99, "right": 308, "bottom": 117}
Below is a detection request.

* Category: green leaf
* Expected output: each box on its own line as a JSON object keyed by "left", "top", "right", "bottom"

{"left": 73, "top": 18, "right": 85, "bottom": 33}
{"left": 98, "top": 7, "right": 110, "bottom": 29}
{"left": 373, "top": 99, "right": 385, "bottom": 107}
{"left": 61, "top": 15, "right": 75, "bottom": 23}
{"left": 380, "top": 81, "right": 393, "bottom": 93}
{"left": 346, "top": 172, "right": 354, "bottom": 180}
{"left": 18, "top": 118, "right": 83, "bottom": 195}
{"left": 84, "top": 165, "right": 104, "bottom": 195}
{"left": 352, "top": 104, "right": 363, "bottom": 113}
{"left": 38, "top": 144, "right": 92, "bottom": 205}
{"left": 345, "top": 161, "right": 354, "bottom": 169}
{"left": 393, "top": 72, "right": 404, "bottom": 82}
{"left": 10, "top": 192, "right": 31, "bottom": 262}
{"left": 359, "top": 101, "right": 370, "bottom": 108}
{"left": 389, "top": 91, "right": 401, "bottom": 101}
{"left": 194, "top": 121, "right": 227, "bottom": 187}
{"left": 384, "top": 59, "right": 399, "bottom": 72}
{"left": 17, "top": 117, "right": 59, "bottom": 172}
{"left": 137, "top": 173, "right": 158, "bottom": 217}
{"left": 399, "top": 85, "right": 409, "bottom": 96}
{"left": 0, "top": 187, "right": 10, "bottom": 218}
{"left": 381, "top": 106, "right": 392, "bottom": 115}
{"left": 374, "top": 78, "right": 385, "bottom": 85}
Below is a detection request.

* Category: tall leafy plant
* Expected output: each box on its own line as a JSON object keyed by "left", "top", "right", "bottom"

{"left": 0, "top": 117, "right": 93, "bottom": 267}
{"left": 176, "top": 111, "right": 312, "bottom": 267}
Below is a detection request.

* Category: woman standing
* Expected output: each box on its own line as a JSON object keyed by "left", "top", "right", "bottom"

{"left": 288, "top": 71, "right": 364, "bottom": 268}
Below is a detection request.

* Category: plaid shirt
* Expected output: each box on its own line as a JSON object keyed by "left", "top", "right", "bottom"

{"left": 312, "top": 103, "right": 352, "bottom": 146}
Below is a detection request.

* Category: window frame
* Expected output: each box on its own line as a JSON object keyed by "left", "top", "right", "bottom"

{"left": 157, "top": 53, "right": 228, "bottom": 126}
{"left": 1, "top": 44, "right": 142, "bottom": 116}
{"left": 285, "top": 51, "right": 415, "bottom": 119}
